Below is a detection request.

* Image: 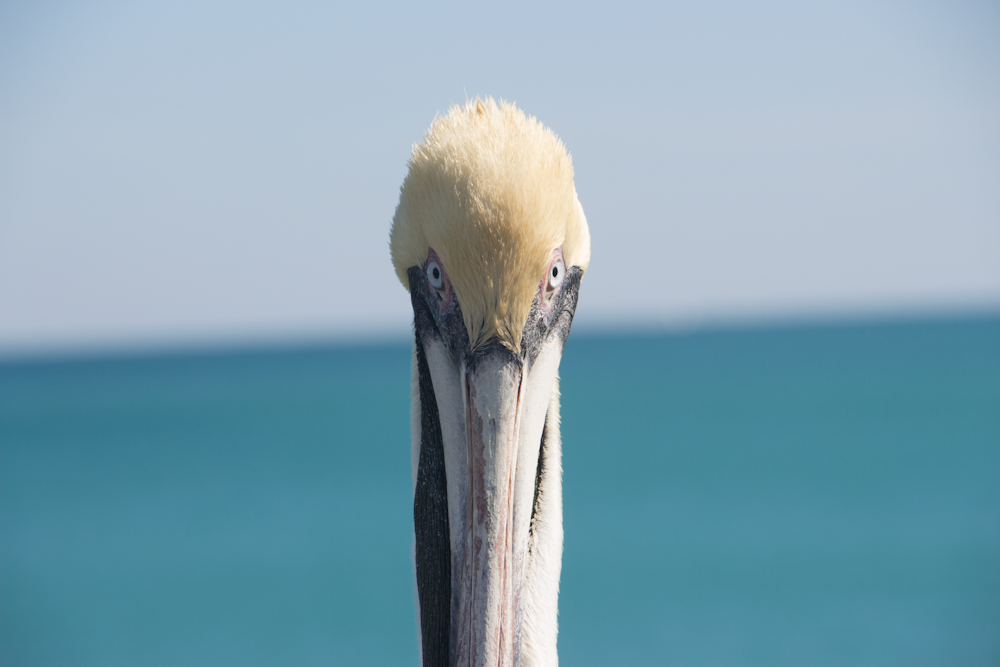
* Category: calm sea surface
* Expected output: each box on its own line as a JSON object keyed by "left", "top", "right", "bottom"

{"left": 1, "top": 317, "right": 998, "bottom": 666}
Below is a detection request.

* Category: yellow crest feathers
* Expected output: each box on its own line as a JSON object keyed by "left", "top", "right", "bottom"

{"left": 389, "top": 98, "right": 591, "bottom": 352}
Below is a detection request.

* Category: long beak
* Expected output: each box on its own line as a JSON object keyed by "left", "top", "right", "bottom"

{"left": 420, "top": 339, "right": 562, "bottom": 666}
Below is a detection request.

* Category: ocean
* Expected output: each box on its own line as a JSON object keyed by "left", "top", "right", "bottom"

{"left": 1, "top": 316, "right": 998, "bottom": 666}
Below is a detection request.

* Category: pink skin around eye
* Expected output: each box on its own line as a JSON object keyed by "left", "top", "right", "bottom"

{"left": 538, "top": 247, "right": 565, "bottom": 315}
{"left": 424, "top": 248, "right": 454, "bottom": 312}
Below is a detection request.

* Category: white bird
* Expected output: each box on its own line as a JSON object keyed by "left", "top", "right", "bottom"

{"left": 390, "top": 98, "right": 590, "bottom": 667}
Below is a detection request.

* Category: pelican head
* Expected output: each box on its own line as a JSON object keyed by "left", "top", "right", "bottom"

{"left": 390, "top": 98, "right": 590, "bottom": 667}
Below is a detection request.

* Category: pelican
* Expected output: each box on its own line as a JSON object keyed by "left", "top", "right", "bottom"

{"left": 389, "top": 98, "right": 590, "bottom": 667}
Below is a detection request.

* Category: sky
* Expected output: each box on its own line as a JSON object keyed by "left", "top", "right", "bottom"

{"left": 1, "top": 0, "right": 998, "bottom": 356}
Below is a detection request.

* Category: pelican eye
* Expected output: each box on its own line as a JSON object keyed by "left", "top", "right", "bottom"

{"left": 426, "top": 260, "right": 444, "bottom": 290}
{"left": 547, "top": 258, "right": 566, "bottom": 292}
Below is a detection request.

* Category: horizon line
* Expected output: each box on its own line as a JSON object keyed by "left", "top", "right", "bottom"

{"left": 2, "top": 304, "right": 997, "bottom": 366}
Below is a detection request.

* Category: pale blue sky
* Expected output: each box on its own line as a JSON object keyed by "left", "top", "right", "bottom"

{"left": 2, "top": 0, "right": 998, "bottom": 355}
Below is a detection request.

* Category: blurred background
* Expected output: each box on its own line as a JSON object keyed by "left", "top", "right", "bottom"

{"left": 1, "top": 1, "right": 998, "bottom": 665}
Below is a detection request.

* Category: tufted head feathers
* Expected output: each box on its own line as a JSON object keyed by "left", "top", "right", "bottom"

{"left": 390, "top": 98, "right": 591, "bottom": 353}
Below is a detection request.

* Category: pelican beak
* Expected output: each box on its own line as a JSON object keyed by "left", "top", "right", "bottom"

{"left": 409, "top": 261, "right": 579, "bottom": 666}
{"left": 419, "top": 338, "right": 562, "bottom": 666}
{"left": 462, "top": 349, "right": 527, "bottom": 663}
{"left": 462, "top": 345, "right": 552, "bottom": 665}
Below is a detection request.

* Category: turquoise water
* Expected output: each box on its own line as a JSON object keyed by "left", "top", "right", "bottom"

{"left": 1, "top": 317, "right": 998, "bottom": 666}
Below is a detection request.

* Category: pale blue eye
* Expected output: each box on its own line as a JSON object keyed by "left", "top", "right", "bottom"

{"left": 427, "top": 261, "right": 444, "bottom": 290}
{"left": 548, "top": 259, "right": 565, "bottom": 290}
